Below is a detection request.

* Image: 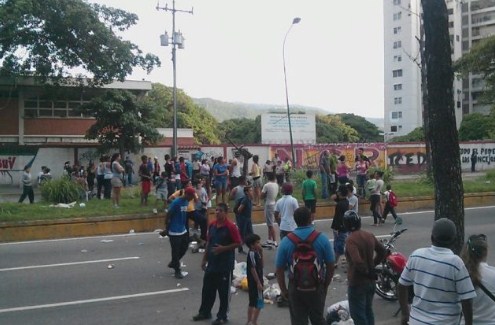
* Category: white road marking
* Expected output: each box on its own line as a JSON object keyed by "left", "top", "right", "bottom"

{"left": 0, "top": 288, "right": 189, "bottom": 314}
{"left": 0, "top": 257, "right": 140, "bottom": 272}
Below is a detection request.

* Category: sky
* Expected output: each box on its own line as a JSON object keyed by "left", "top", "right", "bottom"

{"left": 91, "top": 0, "right": 385, "bottom": 118}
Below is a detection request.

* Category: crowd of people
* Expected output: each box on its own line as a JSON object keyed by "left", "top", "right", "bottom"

{"left": 16, "top": 150, "right": 494, "bottom": 325}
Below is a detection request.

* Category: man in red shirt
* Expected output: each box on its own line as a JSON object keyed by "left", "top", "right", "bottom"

{"left": 193, "top": 203, "right": 241, "bottom": 325}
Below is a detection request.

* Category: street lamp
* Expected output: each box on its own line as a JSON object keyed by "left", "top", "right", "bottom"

{"left": 283, "top": 17, "right": 301, "bottom": 167}
{"left": 157, "top": 1, "right": 193, "bottom": 158}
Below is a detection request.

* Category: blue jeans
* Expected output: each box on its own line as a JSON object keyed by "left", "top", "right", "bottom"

{"left": 320, "top": 171, "right": 329, "bottom": 199}
{"left": 348, "top": 282, "right": 375, "bottom": 325}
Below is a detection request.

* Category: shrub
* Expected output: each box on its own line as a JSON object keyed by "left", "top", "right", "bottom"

{"left": 40, "top": 178, "right": 83, "bottom": 203}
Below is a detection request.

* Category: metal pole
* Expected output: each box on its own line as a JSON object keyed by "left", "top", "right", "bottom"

{"left": 172, "top": 0, "right": 178, "bottom": 158}
{"left": 156, "top": 1, "right": 192, "bottom": 158}
{"left": 283, "top": 17, "right": 300, "bottom": 167}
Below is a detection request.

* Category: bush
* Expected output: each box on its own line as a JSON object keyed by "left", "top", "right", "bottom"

{"left": 367, "top": 166, "right": 394, "bottom": 184}
{"left": 40, "top": 178, "right": 83, "bottom": 203}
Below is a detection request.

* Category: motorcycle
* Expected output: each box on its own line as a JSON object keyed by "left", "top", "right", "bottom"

{"left": 375, "top": 219, "right": 408, "bottom": 301}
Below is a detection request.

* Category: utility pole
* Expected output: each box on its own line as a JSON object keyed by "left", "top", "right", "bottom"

{"left": 157, "top": 0, "right": 193, "bottom": 158}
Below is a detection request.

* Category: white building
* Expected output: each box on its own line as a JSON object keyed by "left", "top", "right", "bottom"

{"left": 383, "top": 0, "right": 495, "bottom": 137}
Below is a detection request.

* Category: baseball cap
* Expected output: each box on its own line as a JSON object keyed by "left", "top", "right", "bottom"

{"left": 432, "top": 218, "right": 456, "bottom": 246}
{"left": 184, "top": 187, "right": 196, "bottom": 196}
{"left": 281, "top": 183, "right": 293, "bottom": 195}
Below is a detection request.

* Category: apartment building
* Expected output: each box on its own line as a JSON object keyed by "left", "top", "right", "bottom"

{"left": 382, "top": 0, "right": 493, "bottom": 137}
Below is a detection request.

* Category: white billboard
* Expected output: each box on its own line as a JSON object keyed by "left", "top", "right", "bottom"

{"left": 261, "top": 113, "right": 316, "bottom": 144}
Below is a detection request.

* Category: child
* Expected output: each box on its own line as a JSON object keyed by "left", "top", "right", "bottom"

{"left": 302, "top": 170, "right": 317, "bottom": 222}
{"left": 154, "top": 171, "right": 168, "bottom": 214}
{"left": 245, "top": 233, "right": 264, "bottom": 325}
{"left": 383, "top": 184, "right": 398, "bottom": 221}
{"left": 138, "top": 155, "right": 152, "bottom": 206}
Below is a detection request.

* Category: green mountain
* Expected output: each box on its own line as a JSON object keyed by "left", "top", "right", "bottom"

{"left": 193, "top": 97, "right": 384, "bottom": 129}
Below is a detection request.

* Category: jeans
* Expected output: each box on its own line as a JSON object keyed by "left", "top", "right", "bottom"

{"left": 383, "top": 202, "right": 398, "bottom": 220}
{"left": 370, "top": 194, "right": 382, "bottom": 225}
{"left": 356, "top": 174, "right": 367, "bottom": 197}
{"left": 320, "top": 172, "right": 329, "bottom": 199}
{"left": 288, "top": 283, "right": 327, "bottom": 325}
{"left": 19, "top": 185, "right": 34, "bottom": 203}
{"left": 348, "top": 282, "right": 375, "bottom": 325}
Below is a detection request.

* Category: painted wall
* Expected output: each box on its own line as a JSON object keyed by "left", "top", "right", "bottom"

{"left": 1, "top": 141, "right": 494, "bottom": 185}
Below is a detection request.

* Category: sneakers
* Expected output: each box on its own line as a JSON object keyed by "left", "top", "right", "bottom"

{"left": 212, "top": 318, "right": 228, "bottom": 325}
{"left": 266, "top": 240, "right": 278, "bottom": 247}
{"left": 192, "top": 313, "right": 212, "bottom": 321}
{"left": 152, "top": 208, "right": 158, "bottom": 214}
{"left": 174, "top": 270, "right": 184, "bottom": 279}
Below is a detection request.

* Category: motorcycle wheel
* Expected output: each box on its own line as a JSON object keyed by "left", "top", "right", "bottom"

{"left": 375, "top": 267, "right": 398, "bottom": 301}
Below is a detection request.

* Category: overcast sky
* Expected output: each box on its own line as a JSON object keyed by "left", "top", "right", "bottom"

{"left": 91, "top": 0, "right": 385, "bottom": 118}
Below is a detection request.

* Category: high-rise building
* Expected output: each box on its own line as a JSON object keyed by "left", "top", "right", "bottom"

{"left": 383, "top": 0, "right": 495, "bottom": 137}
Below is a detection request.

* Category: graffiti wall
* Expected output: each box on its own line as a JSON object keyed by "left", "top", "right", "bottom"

{"left": 2, "top": 141, "right": 494, "bottom": 186}
{"left": 270, "top": 144, "right": 387, "bottom": 170}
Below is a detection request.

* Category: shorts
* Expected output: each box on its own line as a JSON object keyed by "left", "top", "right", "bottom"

{"left": 248, "top": 281, "right": 262, "bottom": 308}
{"left": 333, "top": 230, "right": 348, "bottom": 255}
{"left": 111, "top": 177, "right": 123, "bottom": 188}
{"left": 156, "top": 189, "right": 168, "bottom": 200}
{"left": 264, "top": 204, "right": 275, "bottom": 226}
{"left": 304, "top": 199, "right": 316, "bottom": 213}
{"left": 252, "top": 177, "right": 262, "bottom": 188}
{"left": 141, "top": 179, "right": 151, "bottom": 194}
{"left": 215, "top": 178, "right": 227, "bottom": 191}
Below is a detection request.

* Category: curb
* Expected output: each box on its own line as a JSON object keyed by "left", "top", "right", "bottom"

{"left": 1, "top": 192, "right": 494, "bottom": 242}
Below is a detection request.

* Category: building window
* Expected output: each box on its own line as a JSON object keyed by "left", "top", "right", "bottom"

{"left": 391, "top": 125, "right": 398, "bottom": 132}
{"left": 393, "top": 55, "right": 402, "bottom": 62}
{"left": 394, "top": 97, "right": 402, "bottom": 104}
{"left": 393, "top": 41, "right": 402, "bottom": 49}
{"left": 23, "top": 95, "right": 90, "bottom": 118}
{"left": 394, "top": 84, "right": 402, "bottom": 91}
{"left": 393, "top": 12, "right": 402, "bottom": 21}
{"left": 449, "top": 21, "right": 454, "bottom": 28}
{"left": 393, "top": 26, "right": 402, "bottom": 34}
{"left": 393, "top": 69, "right": 403, "bottom": 78}
{"left": 448, "top": 8, "right": 454, "bottom": 15}
{"left": 393, "top": 0, "right": 401, "bottom": 5}
{"left": 391, "top": 111, "right": 403, "bottom": 119}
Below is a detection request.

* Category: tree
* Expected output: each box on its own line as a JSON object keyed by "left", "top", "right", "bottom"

{"left": 79, "top": 89, "right": 162, "bottom": 156}
{"left": 316, "top": 115, "right": 360, "bottom": 143}
{"left": 392, "top": 127, "right": 425, "bottom": 142}
{"left": 459, "top": 112, "right": 495, "bottom": 141}
{"left": 144, "top": 83, "right": 221, "bottom": 145}
{"left": 422, "top": 0, "right": 465, "bottom": 253}
{"left": 455, "top": 35, "right": 495, "bottom": 104}
{"left": 218, "top": 117, "right": 261, "bottom": 144}
{"left": 337, "top": 113, "right": 382, "bottom": 142}
{"left": 0, "top": 0, "right": 160, "bottom": 86}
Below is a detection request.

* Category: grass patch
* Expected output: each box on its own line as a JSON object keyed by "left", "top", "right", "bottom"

{"left": 1, "top": 174, "right": 494, "bottom": 223}
{"left": 1, "top": 187, "right": 157, "bottom": 223}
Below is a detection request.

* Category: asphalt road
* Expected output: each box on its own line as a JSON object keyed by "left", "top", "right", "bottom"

{"left": 1, "top": 206, "right": 495, "bottom": 325}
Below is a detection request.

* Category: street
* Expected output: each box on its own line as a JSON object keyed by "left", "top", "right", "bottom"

{"left": 1, "top": 206, "right": 495, "bottom": 325}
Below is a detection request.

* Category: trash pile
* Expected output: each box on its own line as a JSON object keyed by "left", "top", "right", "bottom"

{"left": 231, "top": 261, "right": 283, "bottom": 306}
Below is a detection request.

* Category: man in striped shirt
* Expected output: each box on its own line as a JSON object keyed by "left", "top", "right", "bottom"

{"left": 398, "top": 218, "right": 476, "bottom": 325}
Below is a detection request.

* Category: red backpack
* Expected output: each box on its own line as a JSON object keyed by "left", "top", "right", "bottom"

{"left": 388, "top": 191, "right": 398, "bottom": 207}
{"left": 287, "top": 230, "right": 322, "bottom": 291}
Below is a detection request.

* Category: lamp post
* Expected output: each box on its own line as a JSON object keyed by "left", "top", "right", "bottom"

{"left": 283, "top": 17, "right": 301, "bottom": 167}
{"left": 157, "top": 1, "right": 193, "bottom": 158}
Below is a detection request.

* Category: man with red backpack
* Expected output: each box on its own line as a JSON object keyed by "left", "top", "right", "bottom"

{"left": 383, "top": 184, "right": 399, "bottom": 222}
{"left": 275, "top": 207, "right": 335, "bottom": 325}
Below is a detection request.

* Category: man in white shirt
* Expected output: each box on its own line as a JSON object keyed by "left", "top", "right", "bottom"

{"left": 346, "top": 183, "right": 359, "bottom": 213}
{"left": 230, "top": 157, "right": 242, "bottom": 189}
{"left": 370, "top": 171, "right": 384, "bottom": 226}
{"left": 274, "top": 183, "right": 299, "bottom": 239}
{"left": 398, "top": 218, "right": 476, "bottom": 325}
{"left": 261, "top": 173, "right": 279, "bottom": 246}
